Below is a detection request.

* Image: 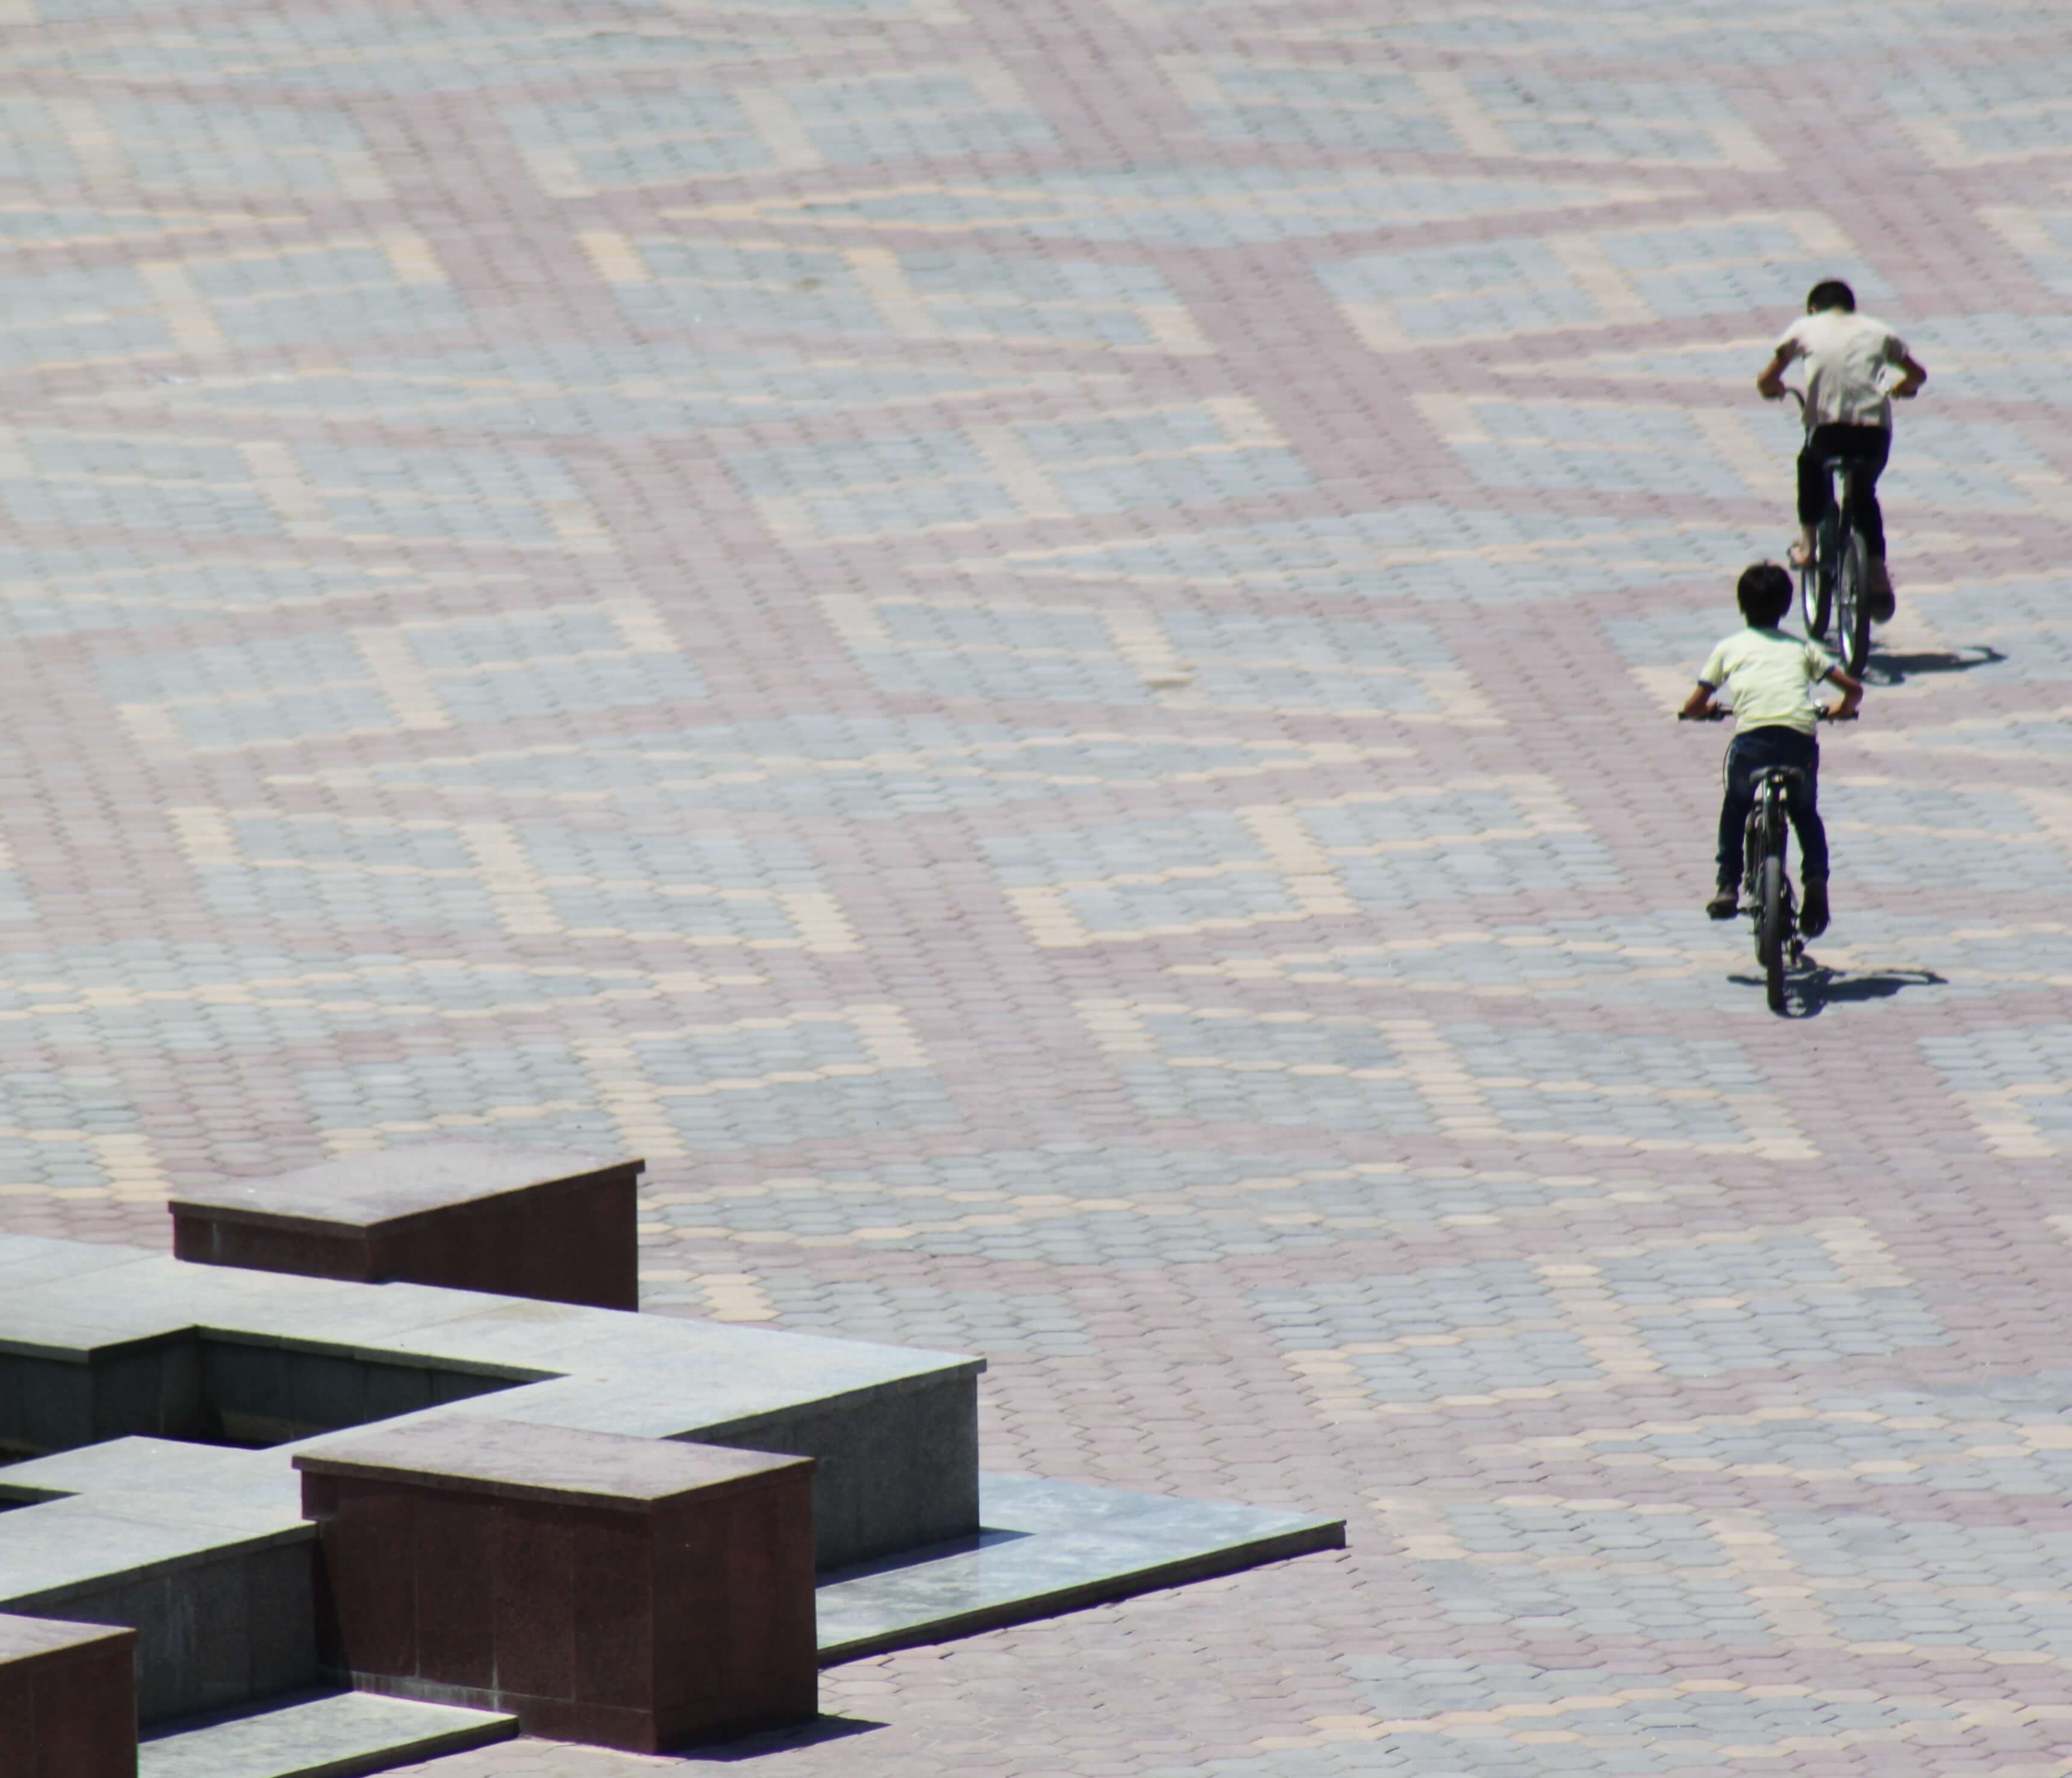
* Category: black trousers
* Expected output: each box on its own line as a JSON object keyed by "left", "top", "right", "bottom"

{"left": 1716, "top": 726, "right": 1828, "bottom": 890}
{"left": 1797, "top": 423, "right": 1890, "bottom": 560}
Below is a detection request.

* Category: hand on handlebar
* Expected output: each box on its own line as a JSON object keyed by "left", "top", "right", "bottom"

{"left": 1818, "top": 706, "right": 1859, "bottom": 722}
{"left": 1676, "top": 708, "right": 1728, "bottom": 721}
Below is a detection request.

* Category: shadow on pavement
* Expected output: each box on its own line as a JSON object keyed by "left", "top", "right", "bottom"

{"left": 683, "top": 1715, "right": 886, "bottom": 1762}
{"left": 1799, "top": 965, "right": 1949, "bottom": 1012}
{"left": 1726, "top": 966, "right": 1946, "bottom": 1017}
{"left": 1861, "top": 644, "right": 2005, "bottom": 687}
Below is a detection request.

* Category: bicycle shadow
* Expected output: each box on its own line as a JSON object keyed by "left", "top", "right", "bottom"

{"left": 1729, "top": 965, "right": 1947, "bottom": 1017}
{"left": 1860, "top": 644, "right": 2005, "bottom": 688}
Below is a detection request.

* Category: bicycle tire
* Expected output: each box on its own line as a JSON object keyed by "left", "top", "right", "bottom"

{"left": 1802, "top": 512, "right": 1835, "bottom": 638}
{"left": 1835, "top": 528, "right": 1871, "bottom": 676}
{"left": 1760, "top": 853, "right": 1787, "bottom": 1013}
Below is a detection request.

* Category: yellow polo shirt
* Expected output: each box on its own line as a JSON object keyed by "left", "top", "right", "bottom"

{"left": 1698, "top": 627, "right": 1837, "bottom": 735}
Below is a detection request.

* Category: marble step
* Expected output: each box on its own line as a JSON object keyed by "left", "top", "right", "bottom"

{"left": 817, "top": 1472, "right": 1345, "bottom": 1662}
{"left": 139, "top": 1689, "right": 517, "bottom": 1778}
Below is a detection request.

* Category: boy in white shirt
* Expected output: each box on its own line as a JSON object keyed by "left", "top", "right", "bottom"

{"left": 1755, "top": 279, "right": 1927, "bottom": 620}
{"left": 1681, "top": 563, "right": 1863, "bottom": 936}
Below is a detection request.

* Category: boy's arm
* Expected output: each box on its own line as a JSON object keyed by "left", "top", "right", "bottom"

{"left": 1681, "top": 680, "right": 1720, "bottom": 719}
{"left": 1755, "top": 346, "right": 1795, "bottom": 400}
{"left": 1823, "top": 665, "right": 1863, "bottom": 718}
{"left": 1891, "top": 349, "right": 1927, "bottom": 399}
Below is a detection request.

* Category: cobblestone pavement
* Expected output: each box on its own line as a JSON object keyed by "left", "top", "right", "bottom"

{"left": 6, "top": 0, "right": 2072, "bottom": 1771}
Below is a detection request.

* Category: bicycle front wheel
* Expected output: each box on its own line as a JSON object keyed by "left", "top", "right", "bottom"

{"left": 1759, "top": 854, "right": 1787, "bottom": 1013}
{"left": 1834, "top": 530, "right": 1871, "bottom": 675}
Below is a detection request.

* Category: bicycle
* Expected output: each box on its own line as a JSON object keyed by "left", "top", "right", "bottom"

{"left": 1782, "top": 385, "right": 1873, "bottom": 677}
{"left": 1679, "top": 704, "right": 1855, "bottom": 1015}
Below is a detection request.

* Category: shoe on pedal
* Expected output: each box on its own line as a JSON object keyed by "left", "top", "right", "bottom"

{"left": 1800, "top": 880, "right": 1830, "bottom": 939}
{"left": 1706, "top": 887, "right": 1739, "bottom": 921}
{"left": 1867, "top": 560, "right": 1896, "bottom": 623}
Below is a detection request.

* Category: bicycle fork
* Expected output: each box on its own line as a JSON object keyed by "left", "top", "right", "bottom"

{"left": 1743, "top": 785, "right": 1802, "bottom": 959}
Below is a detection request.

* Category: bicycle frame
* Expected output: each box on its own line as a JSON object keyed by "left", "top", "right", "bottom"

{"left": 1742, "top": 764, "right": 1805, "bottom": 1012}
{"left": 1743, "top": 769, "right": 1799, "bottom": 913}
{"left": 1781, "top": 387, "right": 1873, "bottom": 673}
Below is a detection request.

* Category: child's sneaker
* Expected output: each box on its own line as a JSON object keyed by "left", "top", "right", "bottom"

{"left": 1867, "top": 559, "right": 1896, "bottom": 623}
{"left": 1706, "top": 887, "right": 1739, "bottom": 920}
{"left": 1799, "top": 879, "right": 1830, "bottom": 938}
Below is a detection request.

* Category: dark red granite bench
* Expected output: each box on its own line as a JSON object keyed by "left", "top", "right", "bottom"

{"left": 169, "top": 1143, "right": 642, "bottom": 1310}
{"left": 295, "top": 1414, "right": 817, "bottom": 1752}
{"left": 0, "top": 1612, "right": 137, "bottom": 1777}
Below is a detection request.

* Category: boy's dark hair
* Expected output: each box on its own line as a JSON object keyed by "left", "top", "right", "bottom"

{"left": 1737, "top": 562, "right": 1794, "bottom": 627}
{"left": 1806, "top": 279, "right": 1856, "bottom": 313}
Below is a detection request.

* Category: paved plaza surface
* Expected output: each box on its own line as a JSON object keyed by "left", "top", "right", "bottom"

{"left": 2, "top": 0, "right": 2072, "bottom": 1770}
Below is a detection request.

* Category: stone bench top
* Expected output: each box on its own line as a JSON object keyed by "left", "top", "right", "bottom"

{"left": 0, "top": 1239, "right": 983, "bottom": 1421}
{"left": 295, "top": 1414, "right": 814, "bottom": 1512}
{"left": 169, "top": 1144, "right": 641, "bottom": 1233}
{"left": 0, "top": 1611, "right": 134, "bottom": 1664}
{"left": 0, "top": 1493, "right": 313, "bottom": 1611}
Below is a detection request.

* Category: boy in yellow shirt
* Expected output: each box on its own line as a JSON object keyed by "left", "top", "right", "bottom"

{"left": 1680, "top": 563, "right": 1862, "bottom": 936}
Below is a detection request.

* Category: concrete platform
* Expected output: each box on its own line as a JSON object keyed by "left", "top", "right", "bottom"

{"left": 0, "top": 1232, "right": 982, "bottom": 1570}
{"left": 0, "top": 1235, "right": 1345, "bottom": 1765}
{"left": 139, "top": 1689, "right": 516, "bottom": 1778}
{"left": 0, "top": 1443, "right": 316, "bottom": 1724}
{"left": 817, "top": 1474, "right": 1345, "bottom": 1662}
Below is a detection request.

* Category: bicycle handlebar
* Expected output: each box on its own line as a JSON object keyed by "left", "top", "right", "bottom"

{"left": 1675, "top": 706, "right": 1856, "bottom": 723}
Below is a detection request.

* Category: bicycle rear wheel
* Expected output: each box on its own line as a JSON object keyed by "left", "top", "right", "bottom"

{"left": 1759, "top": 853, "right": 1787, "bottom": 1013}
{"left": 1801, "top": 514, "right": 1834, "bottom": 638}
{"left": 1834, "top": 529, "right": 1871, "bottom": 675}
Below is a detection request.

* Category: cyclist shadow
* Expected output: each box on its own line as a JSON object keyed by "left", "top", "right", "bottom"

{"left": 1860, "top": 644, "right": 2005, "bottom": 687}
{"left": 1729, "top": 965, "right": 1947, "bottom": 1016}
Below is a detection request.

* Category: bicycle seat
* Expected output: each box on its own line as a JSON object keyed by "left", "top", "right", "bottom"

{"left": 1752, "top": 765, "right": 1805, "bottom": 788}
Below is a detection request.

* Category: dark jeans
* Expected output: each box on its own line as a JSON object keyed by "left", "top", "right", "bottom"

{"left": 1798, "top": 423, "right": 1890, "bottom": 560}
{"left": 1716, "top": 726, "right": 1828, "bottom": 890}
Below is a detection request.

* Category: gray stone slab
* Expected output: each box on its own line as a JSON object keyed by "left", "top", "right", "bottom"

{"left": 139, "top": 1689, "right": 516, "bottom": 1778}
{"left": 814, "top": 1473, "right": 1344, "bottom": 1662}
{"left": 0, "top": 1301, "right": 194, "bottom": 1360}
{"left": 0, "top": 1493, "right": 310, "bottom": 1608}
{"left": 294, "top": 1412, "right": 811, "bottom": 1509}
{"left": 0, "top": 1233, "right": 160, "bottom": 1289}
{"left": 1, "top": 1437, "right": 303, "bottom": 1515}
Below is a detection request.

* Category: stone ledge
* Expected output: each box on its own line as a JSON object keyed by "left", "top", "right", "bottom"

{"left": 138, "top": 1688, "right": 517, "bottom": 1778}
{"left": 170, "top": 1145, "right": 644, "bottom": 1311}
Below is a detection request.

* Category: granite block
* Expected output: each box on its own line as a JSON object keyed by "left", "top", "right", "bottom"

{"left": 0, "top": 1612, "right": 137, "bottom": 1778}
{"left": 489, "top": 1498, "right": 576, "bottom": 1699}
{"left": 170, "top": 1145, "right": 642, "bottom": 1310}
{"left": 411, "top": 1488, "right": 494, "bottom": 1689}
{"left": 297, "top": 1415, "right": 817, "bottom": 1750}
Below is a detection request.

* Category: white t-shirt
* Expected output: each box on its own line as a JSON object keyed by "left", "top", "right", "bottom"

{"left": 1776, "top": 310, "right": 1908, "bottom": 429}
{"left": 1699, "top": 627, "right": 1838, "bottom": 735}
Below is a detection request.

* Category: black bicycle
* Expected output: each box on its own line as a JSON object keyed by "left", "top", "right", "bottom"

{"left": 1784, "top": 386, "right": 1873, "bottom": 677}
{"left": 1681, "top": 706, "right": 1855, "bottom": 1015}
